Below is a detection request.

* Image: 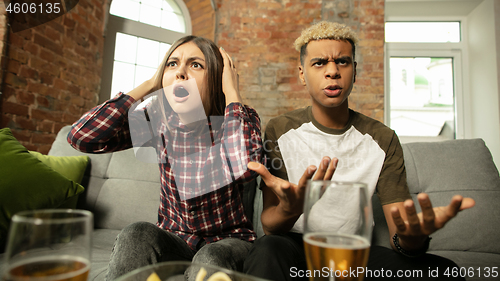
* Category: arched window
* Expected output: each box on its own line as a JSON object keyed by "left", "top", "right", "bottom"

{"left": 100, "top": 0, "right": 191, "bottom": 102}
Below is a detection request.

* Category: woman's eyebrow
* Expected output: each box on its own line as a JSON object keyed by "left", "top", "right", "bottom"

{"left": 168, "top": 57, "right": 206, "bottom": 63}
{"left": 187, "top": 56, "right": 205, "bottom": 62}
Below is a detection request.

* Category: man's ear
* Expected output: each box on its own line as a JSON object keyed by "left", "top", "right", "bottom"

{"left": 353, "top": 61, "right": 357, "bottom": 83}
{"left": 299, "top": 65, "right": 306, "bottom": 86}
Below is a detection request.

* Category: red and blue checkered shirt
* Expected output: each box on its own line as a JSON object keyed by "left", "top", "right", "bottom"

{"left": 67, "top": 93, "right": 263, "bottom": 250}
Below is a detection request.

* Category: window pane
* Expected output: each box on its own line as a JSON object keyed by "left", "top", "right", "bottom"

{"left": 114, "top": 33, "right": 138, "bottom": 64}
{"left": 164, "top": 0, "right": 182, "bottom": 13}
{"left": 161, "top": 11, "right": 185, "bottom": 33}
{"left": 135, "top": 66, "right": 157, "bottom": 88}
{"left": 110, "top": 36, "right": 171, "bottom": 99}
{"left": 137, "top": 38, "right": 161, "bottom": 68}
{"left": 141, "top": 0, "right": 163, "bottom": 8}
{"left": 389, "top": 57, "right": 455, "bottom": 138}
{"left": 139, "top": 3, "right": 162, "bottom": 27}
{"left": 385, "top": 22, "right": 460, "bottom": 43}
{"left": 111, "top": 61, "right": 136, "bottom": 96}
{"left": 110, "top": 0, "right": 140, "bottom": 21}
{"left": 160, "top": 43, "right": 171, "bottom": 61}
{"left": 110, "top": 0, "right": 185, "bottom": 33}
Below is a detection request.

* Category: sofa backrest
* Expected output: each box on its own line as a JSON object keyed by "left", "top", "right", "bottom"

{"left": 49, "top": 126, "right": 160, "bottom": 230}
{"left": 49, "top": 126, "right": 259, "bottom": 231}
{"left": 50, "top": 126, "right": 500, "bottom": 255}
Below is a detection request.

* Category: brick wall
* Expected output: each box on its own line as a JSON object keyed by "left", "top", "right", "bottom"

{"left": 214, "top": 0, "right": 385, "bottom": 127}
{"left": 0, "top": 0, "right": 106, "bottom": 153}
{"left": 185, "top": 0, "right": 215, "bottom": 41}
{"left": 0, "top": 0, "right": 384, "bottom": 153}
{"left": 0, "top": 2, "right": 7, "bottom": 117}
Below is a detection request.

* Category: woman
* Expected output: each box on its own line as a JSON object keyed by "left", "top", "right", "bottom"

{"left": 67, "top": 36, "right": 263, "bottom": 280}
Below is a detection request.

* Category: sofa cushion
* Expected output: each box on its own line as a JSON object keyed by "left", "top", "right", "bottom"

{"left": 0, "top": 128, "right": 85, "bottom": 251}
{"left": 49, "top": 126, "right": 160, "bottom": 230}
{"left": 402, "top": 139, "right": 500, "bottom": 254}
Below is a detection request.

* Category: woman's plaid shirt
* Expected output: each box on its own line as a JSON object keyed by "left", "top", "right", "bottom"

{"left": 67, "top": 93, "right": 264, "bottom": 251}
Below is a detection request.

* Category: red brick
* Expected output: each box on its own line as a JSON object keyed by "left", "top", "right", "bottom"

{"left": 17, "top": 91, "right": 35, "bottom": 105}
{"left": 30, "top": 57, "right": 59, "bottom": 76}
{"left": 31, "top": 108, "right": 62, "bottom": 122}
{"left": 10, "top": 47, "right": 29, "bottom": 64}
{"left": 72, "top": 13, "right": 92, "bottom": 31}
{"left": 36, "top": 95, "right": 51, "bottom": 109}
{"left": 5, "top": 72, "right": 27, "bottom": 88}
{"left": 63, "top": 17, "right": 76, "bottom": 29}
{"left": 37, "top": 121, "right": 55, "bottom": 133}
{"left": 10, "top": 129, "right": 31, "bottom": 142}
{"left": 9, "top": 33, "right": 24, "bottom": 47}
{"left": 54, "top": 122, "right": 66, "bottom": 135}
{"left": 46, "top": 19, "right": 65, "bottom": 34}
{"left": 1, "top": 114, "right": 13, "bottom": 128}
{"left": 37, "top": 145, "right": 52, "bottom": 154}
{"left": 2, "top": 85, "right": 16, "bottom": 100}
{"left": 62, "top": 112, "right": 82, "bottom": 123}
{"left": 19, "top": 66, "right": 39, "bottom": 80}
{"left": 15, "top": 117, "right": 36, "bottom": 130}
{"left": 70, "top": 95, "right": 85, "bottom": 107}
{"left": 44, "top": 25, "right": 62, "bottom": 42}
{"left": 32, "top": 132, "right": 56, "bottom": 145}
{"left": 7, "top": 60, "right": 21, "bottom": 74}
{"left": 34, "top": 33, "right": 63, "bottom": 54}
{"left": 39, "top": 72, "right": 54, "bottom": 85}
{"left": 39, "top": 48, "right": 55, "bottom": 62}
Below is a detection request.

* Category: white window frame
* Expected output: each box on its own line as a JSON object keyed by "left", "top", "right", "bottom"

{"left": 384, "top": 16, "right": 471, "bottom": 142}
{"left": 100, "top": 0, "right": 192, "bottom": 103}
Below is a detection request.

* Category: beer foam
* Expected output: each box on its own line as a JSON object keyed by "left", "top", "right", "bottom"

{"left": 304, "top": 232, "right": 370, "bottom": 250}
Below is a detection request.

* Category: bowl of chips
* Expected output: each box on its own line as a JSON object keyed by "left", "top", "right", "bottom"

{"left": 114, "top": 261, "right": 270, "bottom": 281}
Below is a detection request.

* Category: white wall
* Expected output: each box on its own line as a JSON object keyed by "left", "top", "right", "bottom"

{"left": 467, "top": 0, "right": 500, "bottom": 168}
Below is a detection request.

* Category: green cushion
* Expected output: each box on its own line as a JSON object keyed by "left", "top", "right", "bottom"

{"left": 28, "top": 151, "right": 88, "bottom": 184}
{"left": 28, "top": 151, "right": 89, "bottom": 209}
{"left": 0, "top": 128, "right": 86, "bottom": 250}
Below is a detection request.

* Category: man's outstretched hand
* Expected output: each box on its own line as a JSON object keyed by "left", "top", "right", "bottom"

{"left": 391, "top": 193, "right": 475, "bottom": 250}
{"left": 247, "top": 156, "right": 338, "bottom": 216}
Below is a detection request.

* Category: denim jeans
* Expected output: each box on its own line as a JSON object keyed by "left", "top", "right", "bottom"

{"left": 105, "top": 222, "right": 252, "bottom": 281}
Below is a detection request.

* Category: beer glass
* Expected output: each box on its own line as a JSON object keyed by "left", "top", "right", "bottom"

{"left": 303, "top": 181, "right": 373, "bottom": 281}
{"left": 2, "top": 209, "right": 93, "bottom": 281}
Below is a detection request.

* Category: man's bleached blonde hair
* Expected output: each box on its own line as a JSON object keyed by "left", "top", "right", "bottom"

{"left": 294, "top": 21, "right": 359, "bottom": 65}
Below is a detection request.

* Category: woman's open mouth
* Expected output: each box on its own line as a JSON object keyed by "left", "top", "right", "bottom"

{"left": 173, "top": 85, "right": 190, "bottom": 102}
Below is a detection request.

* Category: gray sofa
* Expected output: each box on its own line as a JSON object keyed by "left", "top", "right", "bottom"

{"left": 3, "top": 125, "right": 500, "bottom": 281}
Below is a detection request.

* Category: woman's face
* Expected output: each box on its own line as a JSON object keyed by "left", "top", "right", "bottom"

{"left": 162, "top": 42, "right": 207, "bottom": 118}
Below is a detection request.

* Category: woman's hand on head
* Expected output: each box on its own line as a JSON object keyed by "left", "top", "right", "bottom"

{"left": 219, "top": 47, "right": 242, "bottom": 105}
{"left": 127, "top": 64, "right": 162, "bottom": 101}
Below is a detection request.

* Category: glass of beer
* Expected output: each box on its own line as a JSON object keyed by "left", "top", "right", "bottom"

{"left": 303, "top": 181, "right": 373, "bottom": 281}
{"left": 2, "top": 209, "right": 93, "bottom": 281}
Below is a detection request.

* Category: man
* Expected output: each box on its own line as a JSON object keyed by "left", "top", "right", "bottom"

{"left": 243, "top": 21, "right": 475, "bottom": 280}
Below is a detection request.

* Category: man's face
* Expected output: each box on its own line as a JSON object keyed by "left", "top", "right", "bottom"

{"left": 299, "top": 39, "right": 357, "bottom": 110}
